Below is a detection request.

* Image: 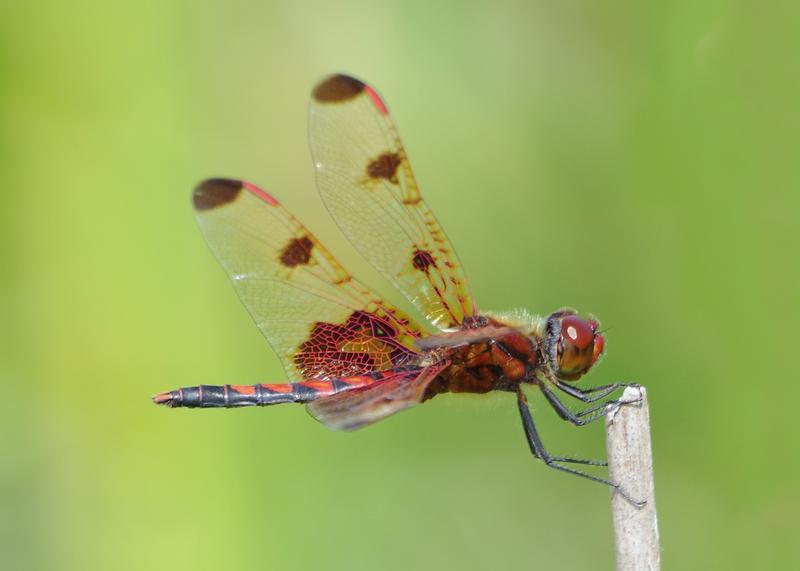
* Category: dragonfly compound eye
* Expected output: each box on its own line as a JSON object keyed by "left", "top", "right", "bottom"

{"left": 556, "top": 315, "right": 598, "bottom": 381}
{"left": 561, "top": 315, "right": 593, "bottom": 349}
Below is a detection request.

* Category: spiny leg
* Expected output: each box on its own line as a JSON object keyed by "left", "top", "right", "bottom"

{"left": 541, "top": 385, "right": 640, "bottom": 427}
{"left": 550, "top": 380, "right": 641, "bottom": 420}
{"left": 553, "top": 379, "right": 639, "bottom": 404}
{"left": 553, "top": 380, "right": 622, "bottom": 402}
{"left": 516, "top": 390, "right": 606, "bottom": 467}
{"left": 575, "top": 397, "right": 632, "bottom": 419}
{"left": 516, "top": 388, "right": 643, "bottom": 505}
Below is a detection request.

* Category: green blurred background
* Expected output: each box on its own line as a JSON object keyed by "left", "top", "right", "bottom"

{"left": 2, "top": 1, "right": 799, "bottom": 569}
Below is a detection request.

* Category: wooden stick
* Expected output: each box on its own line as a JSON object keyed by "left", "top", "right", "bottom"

{"left": 606, "top": 386, "right": 660, "bottom": 571}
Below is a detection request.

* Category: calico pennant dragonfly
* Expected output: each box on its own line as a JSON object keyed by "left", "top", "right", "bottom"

{"left": 154, "top": 74, "right": 639, "bottom": 500}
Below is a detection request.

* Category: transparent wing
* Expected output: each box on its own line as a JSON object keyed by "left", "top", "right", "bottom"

{"left": 306, "top": 363, "right": 448, "bottom": 430}
{"left": 193, "top": 178, "right": 425, "bottom": 382}
{"left": 308, "top": 74, "right": 477, "bottom": 331}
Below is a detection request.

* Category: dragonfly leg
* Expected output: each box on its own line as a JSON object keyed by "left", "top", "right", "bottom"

{"left": 552, "top": 379, "right": 639, "bottom": 403}
{"left": 574, "top": 397, "right": 630, "bottom": 419}
{"left": 541, "top": 385, "right": 640, "bottom": 427}
{"left": 516, "top": 389, "right": 643, "bottom": 505}
{"left": 516, "top": 389, "right": 605, "bottom": 467}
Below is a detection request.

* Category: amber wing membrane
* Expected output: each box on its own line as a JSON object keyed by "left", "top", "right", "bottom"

{"left": 192, "top": 178, "right": 425, "bottom": 382}
{"left": 308, "top": 74, "right": 477, "bottom": 330}
{"left": 306, "top": 363, "right": 448, "bottom": 430}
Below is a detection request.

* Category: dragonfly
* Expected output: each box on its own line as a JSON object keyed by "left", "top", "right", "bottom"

{"left": 154, "top": 74, "right": 640, "bottom": 501}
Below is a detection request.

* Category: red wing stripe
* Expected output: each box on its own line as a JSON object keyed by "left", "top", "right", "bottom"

{"left": 243, "top": 181, "right": 279, "bottom": 206}
{"left": 364, "top": 85, "right": 388, "bottom": 115}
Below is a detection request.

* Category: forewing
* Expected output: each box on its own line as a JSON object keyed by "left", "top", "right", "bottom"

{"left": 414, "top": 324, "right": 516, "bottom": 350}
{"left": 308, "top": 74, "right": 477, "bottom": 330}
{"left": 193, "top": 178, "right": 425, "bottom": 382}
{"left": 306, "top": 363, "right": 447, "bottom": 430}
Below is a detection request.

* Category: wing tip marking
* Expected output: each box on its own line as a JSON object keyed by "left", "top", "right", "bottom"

{"left": 193, "top": 178, "right": 243, "bottom": 211}
{"left": 313, "top": 74, "right": 366, "bottom": 103}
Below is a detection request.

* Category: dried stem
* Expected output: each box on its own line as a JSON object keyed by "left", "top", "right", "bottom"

{"left": 606, "top": 386, "right": 660, "bottom": 570}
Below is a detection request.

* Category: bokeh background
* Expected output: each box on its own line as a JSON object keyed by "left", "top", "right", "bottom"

{"left": 2, "top": 1, "right": 799, "bottom": 569}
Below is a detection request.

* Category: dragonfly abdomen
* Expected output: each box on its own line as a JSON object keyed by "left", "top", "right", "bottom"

{"left": 152, "top": 379, "right": 374, "bottom": 408}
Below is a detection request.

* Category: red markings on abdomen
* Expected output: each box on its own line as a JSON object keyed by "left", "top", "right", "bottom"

{"left": 261, "top": 383, "right": 293, "bottom": 394}
{"left": 298, "top": 380, "right": 336, "bottom": 392}
{"left": 152, "top": 374, "right": 384, "bottom": 408}
{"left": 230, "top": 384, "right": 256, "bottom": 395}
{"left": 336, "top": 376, "right": 374, "bottom": 388}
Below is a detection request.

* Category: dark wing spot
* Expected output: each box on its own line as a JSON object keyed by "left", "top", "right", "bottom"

{"left": 367, "top": 152, "right": 402, "bottom": 184}
{"left": 193, "top": 178, "right": 242, "bottom": 211}
{"left": 412, "top": 249, "right": 436, "bottom": 272}
{"left": 295, "top": 311, "right": 413, "bottom": 379}
{"left": 280, "top": 236, "right": 314, "bottom": 267}
{"left": 313, "top": 74, "right": 365, "bottom": 102}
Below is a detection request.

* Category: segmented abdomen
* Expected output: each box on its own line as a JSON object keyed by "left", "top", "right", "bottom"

{"left": 153, "top": 377, "right": 376, "bottom": 408}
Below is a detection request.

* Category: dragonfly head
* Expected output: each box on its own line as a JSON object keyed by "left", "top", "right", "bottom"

{"left": 545, "top": 310, "right": 605, "bottom": 382}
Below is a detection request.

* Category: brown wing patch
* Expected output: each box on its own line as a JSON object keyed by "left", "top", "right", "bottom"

{"left": 412, "top": 248, "right": 436, "bottom": 272}
{"left": 193, "top": 178, "right": 243, "bottom": 211}
{"left": 295, "top": 310, "right": 418, "bottom": 379}
{"left": 313, "top": 74, "right": 366, "bottom": 103}
{"left": 279, "top": 236, "right": 314, "bottom": 267}
{"left": 366, "top": 152, "right": 402, "bottom": 184}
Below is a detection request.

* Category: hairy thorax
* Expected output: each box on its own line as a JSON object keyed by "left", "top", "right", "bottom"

{"left": 423, "top": 318, "right": 541, "bottom": 400}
